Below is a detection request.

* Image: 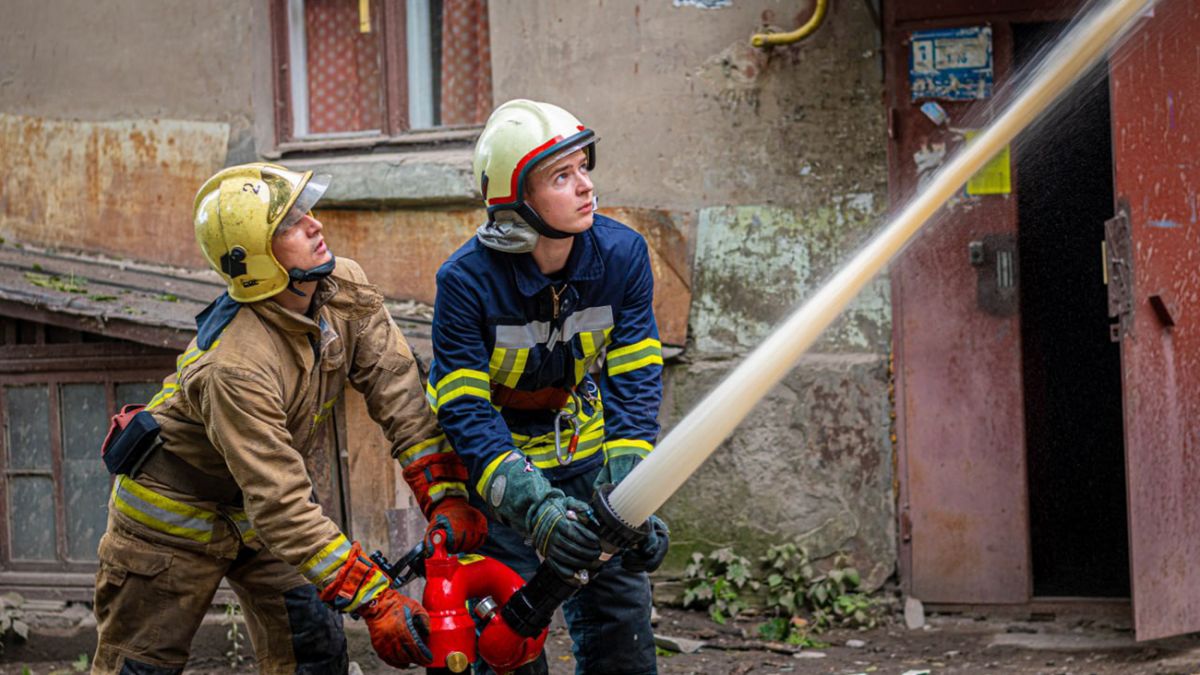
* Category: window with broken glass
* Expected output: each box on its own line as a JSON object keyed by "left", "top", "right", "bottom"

{"left": 0, "top": 318, "right": 173, "bottom": 589}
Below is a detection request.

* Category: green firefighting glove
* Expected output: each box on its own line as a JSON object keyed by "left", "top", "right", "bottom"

{"left": 592, "top": 454, "right": 640, "bottom": 490}
{"left": 621, "top": 514, "right": 670, "bottom": 573}
{"left": 484, "top": 451, "right": 603, "bottom": 578}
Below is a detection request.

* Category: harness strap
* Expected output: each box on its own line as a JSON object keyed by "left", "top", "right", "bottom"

{"left": 491, "top": 383, "right": 571, "bottom": 410}
{"left": 139, "top": 446, "right": 243, "bottom": 505}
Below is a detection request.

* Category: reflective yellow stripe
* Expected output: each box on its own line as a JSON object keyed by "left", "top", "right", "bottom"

{"left": 487, "top": 343, "right": 530, "bottom": 386}
{"left": 300, "top": 534, "right": 353, "bottom": 585}
{"left": 574, "top": 328, "right": 612, "bottom": 382}
{"left": 489, "top": 347, "right": 529, "bottom": 388}
{"left": 428, "top": 481, "right": 468, "bottom": 500}
{"left": 396, "top": 434, "right": 452, "bottom": 466}
{"left": 606, "top": 338, "right": 663, "bottom": 377}
{"left": 229, "top": 511, "right": 257, "bottom": 543}
{"left": 146, "top": 339, "right": 222, "bottom": 410}
{"left": 525, "top": 437, "right": 605, "bottom": 469}
{"left": 313, "top": 394, "right": 338, "bottom": 425}
{"left": 431, "top": 368, "right": 491, "bottom": 411}
{"left": 343, "top": 568, "right": 390, "bottom": 613}
{"left": 518, "top": 423, "right": 607, "bottom": 462}
{"left": 605, "top": 439, "right": 654, "bottom": 460}
{"left": 111, "top": 476, "right": 216, "bottom": 543}
{"left": 476, "top": 450, "right": 514, "bottom": 497}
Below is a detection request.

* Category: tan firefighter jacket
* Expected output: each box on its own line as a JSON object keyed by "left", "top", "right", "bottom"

{"left": 111, "top": 258, "right": 463, "bottom": 590}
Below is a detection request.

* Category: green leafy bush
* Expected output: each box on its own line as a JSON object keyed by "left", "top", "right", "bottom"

{"left": 681, "top": 547, "right": 759, "bottom": 624}
{"left": 684, "top": 544, "right": 886, "bottom": 643}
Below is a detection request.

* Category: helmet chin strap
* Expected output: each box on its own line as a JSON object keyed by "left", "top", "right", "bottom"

{"left": 513, "top": 194, "right": 598, "bottom": 240}
{"left": 286, "top": 256, "right": 337, "bottom": 297}
{"left": 515, "top": 203, "right": 574, "bottom": 240}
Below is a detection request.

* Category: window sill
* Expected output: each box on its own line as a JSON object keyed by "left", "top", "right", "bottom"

{"left": 265, "top": 127, "right": 484, "bottom": 208}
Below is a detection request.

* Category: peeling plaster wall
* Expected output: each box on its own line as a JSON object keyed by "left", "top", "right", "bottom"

{"left": 490, "top": 0, "right": 884, "bottom": 213}
{"left": 1, "top": 0, "right": 895, "bottom": 589}
{"left": 0, "top": 0, "right": 263, "bottom": 263}
{"left": 493, "top": 0, "right": 894, "bottom": 585}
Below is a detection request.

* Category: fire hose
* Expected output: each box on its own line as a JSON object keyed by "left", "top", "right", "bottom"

{"left": 375, "top": 0, "right": 1156, "bottom": 670}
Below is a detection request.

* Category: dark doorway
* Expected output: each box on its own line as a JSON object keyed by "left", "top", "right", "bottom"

{"left": 1015, "top": 22, "right": 1129, "bottom": 598}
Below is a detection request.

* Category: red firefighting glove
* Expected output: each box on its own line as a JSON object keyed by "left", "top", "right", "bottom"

{"left": 358, "top": 588, "right": 434, "bottom": 669}
{"left": 403, "top": 452, "right": 487, "bottom": 553}
{"left": 318, "top": 541, "right": 432, "bottom": 668}
{"left": 425, "top": 496, "right": 489, "bottom": 553}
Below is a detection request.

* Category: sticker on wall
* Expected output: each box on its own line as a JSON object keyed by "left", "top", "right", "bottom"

{"left": 673, "top": 0, "right": 732, "bottom": 7}
{"left": 920, "top": 101, "right": 950, "bottom": 126}
{"left": 910, "top": 26, "right": 993, "bottom": 101}
{"left": 963, "top": 130, "right": 1011, "bottom": 195}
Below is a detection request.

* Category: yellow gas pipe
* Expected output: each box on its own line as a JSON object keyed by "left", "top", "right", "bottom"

{"left": 751, "top": 0, "right": 829, "bottom": 48}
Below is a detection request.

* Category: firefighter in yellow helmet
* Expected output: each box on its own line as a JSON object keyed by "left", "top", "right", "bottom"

{"left": 92, "top": 163, "right": 487, "bottom": 673}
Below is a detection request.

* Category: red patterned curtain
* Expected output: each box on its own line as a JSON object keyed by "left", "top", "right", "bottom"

{"left": 440, "top": 0, "right": 493, "bottom": 126}
{"left": 304, "top": 0, "right": 385, "bottom": 134}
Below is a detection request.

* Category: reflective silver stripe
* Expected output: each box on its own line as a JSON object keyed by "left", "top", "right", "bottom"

{"left": 562, "top": 306, "right": 614, "bottom": 339}
{"left": 113, "top": 479, "right": 215, "bottom": 536}
{"left": 496, "top": 321, "right": 550, "bottom": 348}
{"left": 304, "top": 537, "right": 353, "bottom": 584}
{"left": 494, "top": 305, "right": 614, "bottom": 348}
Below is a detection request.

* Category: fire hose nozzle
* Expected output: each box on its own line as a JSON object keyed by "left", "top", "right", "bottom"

{"left": 590, "top": 482, "right": 651, "bottom": 553}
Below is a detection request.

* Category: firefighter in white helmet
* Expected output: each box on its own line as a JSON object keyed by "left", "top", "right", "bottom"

{"left": 92, "top": 163, "right": 487, "bottom": 673}
{"left": 428, "top": 100, "right": 669, "bottom": 674}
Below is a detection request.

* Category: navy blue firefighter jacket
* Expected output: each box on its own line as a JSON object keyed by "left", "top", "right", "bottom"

{"left": 427, "top": 214, "right": 664, "bottom": 495}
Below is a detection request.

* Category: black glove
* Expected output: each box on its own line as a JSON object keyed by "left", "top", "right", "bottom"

{"left": 622, "top": 515, "right": 669, "bottom": 573}
{"left": 531, "top": 495, "right": 603, "bottom": 579}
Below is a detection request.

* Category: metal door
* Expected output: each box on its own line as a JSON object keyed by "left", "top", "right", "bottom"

{"left": 886, "top": 17, "right": 1031, "bottom": 603}
{"left": 1108, "top": 0, "right": 1200, "bottom": 642}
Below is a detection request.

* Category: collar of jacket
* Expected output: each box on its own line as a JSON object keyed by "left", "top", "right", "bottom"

{"left": 511, "top": 226, "right": 605, "bottom": 297}
{"left": 248, "top": 277, "right": 340, "bottom": 338}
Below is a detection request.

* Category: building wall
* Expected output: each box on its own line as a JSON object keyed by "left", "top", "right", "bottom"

{"left": 1, "top": 0, "right": 895, "bottom": 587}
{"left": 491, "top": 0, "right": 894, "bottom": 585}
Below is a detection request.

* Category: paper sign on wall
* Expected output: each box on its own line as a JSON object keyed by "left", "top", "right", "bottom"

{"left": 910, "top": 26, "right": 993, "bottom": 101}
{"left": 964, "top": 130, "right": 1011, "bottom": 196}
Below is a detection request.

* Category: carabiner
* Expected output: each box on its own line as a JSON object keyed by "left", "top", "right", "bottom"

{"left": 554, "top": 408, "right": 582, "bottom": 466}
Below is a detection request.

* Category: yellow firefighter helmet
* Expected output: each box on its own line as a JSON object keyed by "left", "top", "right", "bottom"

{"left": 193, "top": 163, "right": 330, "bottom": 302}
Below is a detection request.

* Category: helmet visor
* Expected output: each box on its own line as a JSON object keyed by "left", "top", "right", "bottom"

{"left": 531, "top": 131, "right": 600, "bottom": 177}
{"left": 276, "top": 173, "right": 331, "bottom": 236}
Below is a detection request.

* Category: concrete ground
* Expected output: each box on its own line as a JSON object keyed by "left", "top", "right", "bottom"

{"left": 2, "top": 602, "right": 1199, "bottom": 674}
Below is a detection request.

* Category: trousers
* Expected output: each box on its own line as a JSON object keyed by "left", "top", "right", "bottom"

{"left": 470, "top": 462, "right": 658, "bottom": 675}
{"left": 92, "top": 508, "right": 347, "bottom": 674}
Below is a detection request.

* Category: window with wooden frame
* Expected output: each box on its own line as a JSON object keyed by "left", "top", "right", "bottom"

{"left": 270, "top": 0, "right": 492, "bottom": 150}
{"left": 0, "top": 318, "right": 174, "bottom": 595}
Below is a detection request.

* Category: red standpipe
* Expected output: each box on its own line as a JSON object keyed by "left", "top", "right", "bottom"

{"left": 422, "top": 534, "right": 548, "bottom": 672}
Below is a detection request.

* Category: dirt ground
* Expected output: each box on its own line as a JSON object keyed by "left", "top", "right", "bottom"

{"left": 3, "top": 604, "right": 1200, "bottom": 674}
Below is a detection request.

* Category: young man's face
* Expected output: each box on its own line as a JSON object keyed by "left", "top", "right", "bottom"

{"left": 525, "top": 149, "right": 595, "bottom": 235}
{"left": 272, "top": 213, "right": 332, "bottom": 271}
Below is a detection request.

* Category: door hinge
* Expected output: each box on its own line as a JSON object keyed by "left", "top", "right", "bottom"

{"left": 1105, "top": 199, "right": 1134, "bottom": 342}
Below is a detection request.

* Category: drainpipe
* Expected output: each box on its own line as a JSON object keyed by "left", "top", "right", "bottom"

{"left": 751, "top": 0, "right": 829, "bottom": 48}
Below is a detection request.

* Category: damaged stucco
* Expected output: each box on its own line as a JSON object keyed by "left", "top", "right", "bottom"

{"left": 0, "top": 113, "right": 229, "bottom": 268}
{"left": 660, "top": 353, "right": 895, "bottom": 589}
{"left": 690, "top": 202, "right": 890, "bottom": 354}
{"left": 1, "top": 0, "right": 897, "bottom": 593}
{"left": 492, "top": 0, "right": 894, "bottom": 584}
